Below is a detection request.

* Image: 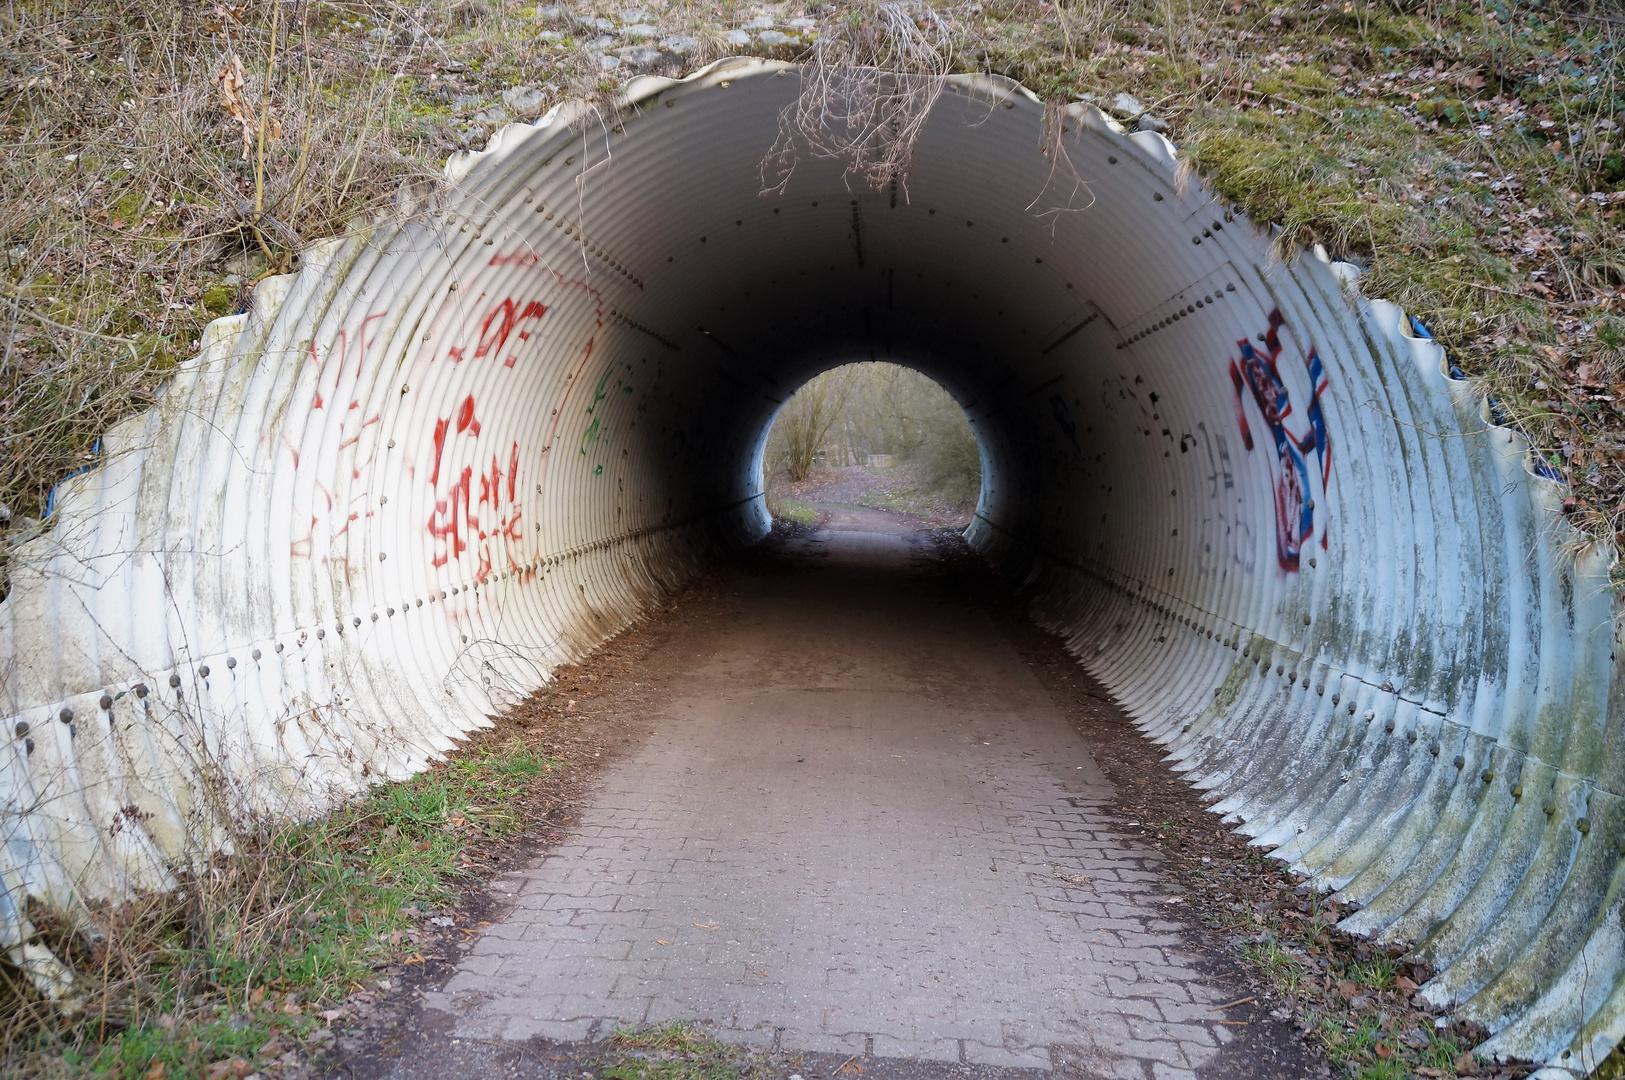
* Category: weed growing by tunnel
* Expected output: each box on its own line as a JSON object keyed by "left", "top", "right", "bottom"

{"left": 0, "top": 737, "right": 557, "bottom": 1078}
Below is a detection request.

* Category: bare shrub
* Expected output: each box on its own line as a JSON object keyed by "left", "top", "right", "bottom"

{"left": 761, "top": 1, "right": 957, "bottom": 194}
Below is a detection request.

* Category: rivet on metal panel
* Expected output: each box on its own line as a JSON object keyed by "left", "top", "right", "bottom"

{"left": 168, "top": 674, "right": 181, "bottom": 688}
{"left": 274, "top": 643, "right": 284, "bottom": 653}
{"left": 226, "top": 657, "right": 236, "bottom": 669}
{"left": 23, "top": 737, "right": 33, "bottom": 755}
{"left": 135, "top": 683, "right": 147, "bottom": 697}
{"left": 1182, "top": 723, "right": 1192, "bottom": 732}
{"left": 58, "top": 707, "right": 72, "bottom": 723}
{"left": 401, "top": 385, "right": 410, "bottom": 394}
{"left": 1513, "top": 785, "right": 1524, "bottom": 798}
{"left": 1108, "top": 156, "right": 1117, "bottom": 164}
{"left": 370, "top": 613, "right": 379, "bottom": 622}
{"left": 1309, "top": 557, "right": 1317, "bottom": 568}
{"left": 1214, "top": 688, "right": 1221, "bottom": 697}
{"left": 380, "top": 496, "right": 388, "bottom": 505}
{"left": 99, "top": 695, "right": 112, "bottom": 710}
{"left": 14, "top": 722, "right": 28, "bottom": 737}
{"left": 1429, "top": 743, "right": 1440, "bottom": 756}
{"left": 1348, "top": 702, "right": 1356, "bottom": 713}
{"left": 380, "top": 553, "right": 387, "bottom": 561}
{"left": 1407, "top": 731, "right": 1417, "bottom": 743}
{"left": 1331, "top": 694, "right": 1340, "bottom": 705}
{"left": 251, "top": 649, "right": 261, "bottom": 661}
{"left": 1481, "top": 770, "right": 1494, "bottom": 782}
{"left": 317, "top": 629, "right": 325, "bottom": 639}
{"left": 1316, "top": 685, "right": 1324, "bottom": 696}
{"left": 1277, "top": 666, "right": 1285, "bottom": 675}
{"left": 1288, "top": 670, "right": 1297, "bottom": 681}
{"left": 199, "top": 665, "right": 209, "bottom": 678}
{"left": 1385, "top": 720, "right": 1396, "bottom": 733}
{"left": 1543, "top": 802, "right": 1556, "bottom": 815}
{"left": 1453, "top": 755, "right": 1465, "bottom": 768}
{"left": 462, "top": 635, "right": 469, "bottom": 643}
{"left": 1154, "top": 192, "right": 1164, "bottom": 201}
{"left": 1304, "top": 615, "right": 1312, "bottom": 625}
{"left": 387, "top": 608, "right": 395, "bottom": 617}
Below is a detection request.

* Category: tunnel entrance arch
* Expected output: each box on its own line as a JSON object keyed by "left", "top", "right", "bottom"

{"left": 3, "top": 58, "right": 1621, "bottom": 1071}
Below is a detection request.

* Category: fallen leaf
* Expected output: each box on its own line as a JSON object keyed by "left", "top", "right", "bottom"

{"left": 693, "top": 922, "right": 719, "bottom": 930}
{"left": 656, "top": 939, "right": 670, "bottom": 945}
{"left": 143, "top": 1061, "right": 166, "bottom": 1080}
{"left": 203, "top": 1059, "right": 253, "bottom": 1080}
{"left": 1456, "top": 1052, "right": 1478, "bottom": 1076}
{"left": 1375, "top": 1043, "right": 1392, "bottom": 1059}
{"left": 247, "top": 986, "right": 265, "bottom": 1005}
{"left": 1338, "top": 980, "right": 1360, "bottom": 999}
{"left": 1395, "top": 974, "right": 1420, "bottom": 992}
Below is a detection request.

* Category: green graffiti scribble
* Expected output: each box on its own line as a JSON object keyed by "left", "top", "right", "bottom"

{"left": 580, "top": 366, "right": 614, "bottom": 456}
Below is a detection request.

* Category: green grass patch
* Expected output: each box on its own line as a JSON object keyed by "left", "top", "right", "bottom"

{"left": 601, "top": 1023, "right": 751, "bottom": 1080}
{"left": 777, "top": 500, "right": 819, "bottom": 527}
{"left": 3, "top": 738, "right": 558, "bottom": 1077}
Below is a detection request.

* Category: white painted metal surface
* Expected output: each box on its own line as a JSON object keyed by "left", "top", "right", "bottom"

{"left": 0, "top": 58, "right": 1619, "bottom": 1074}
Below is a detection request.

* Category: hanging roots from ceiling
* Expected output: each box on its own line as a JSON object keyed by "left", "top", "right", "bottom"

{"left": 760, "top": 1, "right": 956, "bottom": 196}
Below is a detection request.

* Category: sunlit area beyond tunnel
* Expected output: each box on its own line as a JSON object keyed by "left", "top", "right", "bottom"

{"left": 2, "top": 57, "right": 1623, "bottom": 1077}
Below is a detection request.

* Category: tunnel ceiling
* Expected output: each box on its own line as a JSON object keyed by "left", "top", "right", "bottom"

{"left": 3, "top": 57, "right": 1623, "bottom": 1075}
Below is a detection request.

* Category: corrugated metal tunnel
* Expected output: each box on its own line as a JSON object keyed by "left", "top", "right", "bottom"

{"left": 2, "top": 57, "right": 1623, "bottom": 1075}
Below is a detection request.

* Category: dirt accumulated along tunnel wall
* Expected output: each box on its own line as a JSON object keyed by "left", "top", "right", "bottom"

{"left": 2, "top": 57, "right": 1623, "bottom": 1074}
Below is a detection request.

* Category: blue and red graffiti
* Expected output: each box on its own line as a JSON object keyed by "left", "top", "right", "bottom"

{"left": 1229, "top": 309, "right": 1330, "bottom": 572}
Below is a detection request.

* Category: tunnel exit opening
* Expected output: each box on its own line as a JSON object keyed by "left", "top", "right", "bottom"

{"left": 756, "top": 361, "right": 984, "bottom": 532}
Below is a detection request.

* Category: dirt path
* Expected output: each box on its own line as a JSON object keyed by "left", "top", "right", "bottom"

{"left": 345, "top": 513, "right": 1320, "bottom": 1080}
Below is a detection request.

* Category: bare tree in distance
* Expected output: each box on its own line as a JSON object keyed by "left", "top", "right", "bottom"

{"left": 766, "top": 362, "right": 981, "bottom": 508}
{"left": 775, "top": 369, "right": 854, "bottom": 482}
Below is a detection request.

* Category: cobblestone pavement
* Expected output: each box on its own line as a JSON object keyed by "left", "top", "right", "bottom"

{"left": 415, "top": 515, "right": 1261, "bottom": 1079}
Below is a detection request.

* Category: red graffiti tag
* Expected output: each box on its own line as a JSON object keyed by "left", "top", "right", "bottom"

{"left": 445, "top": 298, "right": 549, "bottom": 368}
{"left": 427, "top": 440, "right": 523, "bottom": 577}
{"left": 412, "top": 259, "right": 605, "bottom": 583}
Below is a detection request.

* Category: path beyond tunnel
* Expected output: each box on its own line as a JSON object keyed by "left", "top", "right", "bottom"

{"left": 397, "top": 513, "right": 1302, "bottom": 1077}
{"left": 5, "top": 57, "right": 1624, "bottom": 1073}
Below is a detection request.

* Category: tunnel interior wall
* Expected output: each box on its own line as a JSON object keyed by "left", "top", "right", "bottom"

{"left": 0, "top": 58, "right": 1621, "bottom": 1073}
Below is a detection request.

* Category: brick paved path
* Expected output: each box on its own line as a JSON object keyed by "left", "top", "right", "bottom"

{"left": 421, "top": 518, "right": 1240, "bottom": 1079}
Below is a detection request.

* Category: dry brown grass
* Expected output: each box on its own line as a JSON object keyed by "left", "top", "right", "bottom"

{"left": 0, "top": 0, "right": 609, "bottom": 592}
